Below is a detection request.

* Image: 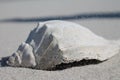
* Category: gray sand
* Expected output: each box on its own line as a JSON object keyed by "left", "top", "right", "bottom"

{"left": 0, "top": 20, "right": 120, "bottom": 80}
{"left": 0, "top": 0, "right": 120, "bottom": 80}
{"left": 0, "top": 53, "right": 120, "bottom": 80}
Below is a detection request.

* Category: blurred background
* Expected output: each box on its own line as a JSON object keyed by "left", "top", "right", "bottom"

{"left": 0, "top": 0, "right": 120, "bottom": 39}
{"left": 0, "top": 0, "right": 120, "bottom": 57}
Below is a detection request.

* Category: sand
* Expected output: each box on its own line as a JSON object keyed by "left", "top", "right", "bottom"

{"left": 0, "top": 50, "right": 120, "bottom": 80}
{"left": 0, "top": 0, "right": 120, "bottom": 80}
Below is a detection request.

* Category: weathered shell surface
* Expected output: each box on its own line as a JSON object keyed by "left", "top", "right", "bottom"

{"left": 7, "top": 20, "right": 120, "bottom": 70}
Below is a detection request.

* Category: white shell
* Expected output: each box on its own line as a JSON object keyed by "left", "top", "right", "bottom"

{"left": 7, "top": 20, "right": 120, "bottom": 70}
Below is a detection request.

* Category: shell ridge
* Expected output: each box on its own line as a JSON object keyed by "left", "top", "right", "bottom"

{"left": 34, "top": 25, "right": 48, "bottom": 53}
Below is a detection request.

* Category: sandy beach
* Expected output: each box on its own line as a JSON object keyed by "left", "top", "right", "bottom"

{"left": 0, "top": 0, "right": 120, "bottom": 80}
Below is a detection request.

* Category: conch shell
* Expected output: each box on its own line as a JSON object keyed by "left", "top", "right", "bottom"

{"left": 7, "top": 20, "right": 120, "bottom": 70}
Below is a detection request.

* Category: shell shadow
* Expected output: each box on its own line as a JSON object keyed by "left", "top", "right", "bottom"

{"left": 0, "top": 56, "right": 103, "bottom": 70}
{"left": 0, "top": 56, "right": 9, "bottom": 67}
{"left": 47, "top": 59, "right": 102, "bottom": 71}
